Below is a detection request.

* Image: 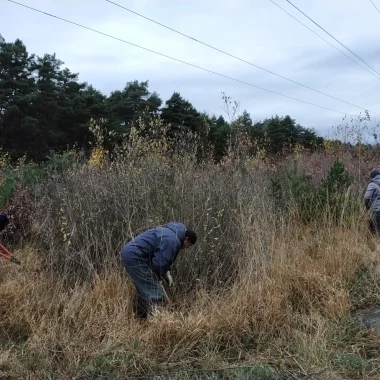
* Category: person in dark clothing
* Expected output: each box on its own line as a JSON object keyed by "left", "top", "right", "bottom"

{"left": 121, "top": 222, "right": 197, "bottom": 319}
{"left": 364, "top": 168, "right": 380, "bottom": 236}
{"left": 0, "top": 214, "right": 9, "bottom": 233}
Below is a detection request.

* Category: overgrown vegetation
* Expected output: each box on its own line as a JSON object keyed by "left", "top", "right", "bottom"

{"left": 0, "top": 151, "right": 81, "bottom": 207}
{"left": 1, "top": 115, "right": 380, "bottom": 379}
{"left": 271, "top": 159, "right": 355, "bottom": 223}
{"left": 3, "top": 30, "right": 380, "bottom": 380}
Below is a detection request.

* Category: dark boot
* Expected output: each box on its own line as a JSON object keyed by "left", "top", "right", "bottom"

{"left": 135, "top": 295, "right": 149, "bottom": 319}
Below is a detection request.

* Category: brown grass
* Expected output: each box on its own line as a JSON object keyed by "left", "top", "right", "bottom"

{"left": 2, "top": 223, "right": 380, "bottom": 379}
{"left": 1, "top": 146, "right": 380, "bottom": 379}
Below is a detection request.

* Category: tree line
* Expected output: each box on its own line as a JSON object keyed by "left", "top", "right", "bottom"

{"left": 0, "top": 35, "right": 324, "bottom": 162}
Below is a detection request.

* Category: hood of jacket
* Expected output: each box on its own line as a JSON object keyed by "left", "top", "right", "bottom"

{"left": 372, "top": 174, "right": 380, "bottom": 187}
{"left": 164, "top": 222, "right": 186, "bottom": 244}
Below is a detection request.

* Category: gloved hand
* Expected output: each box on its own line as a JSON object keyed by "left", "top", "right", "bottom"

{"left": 165, "top": 271, "right": 174, "bottom": 287}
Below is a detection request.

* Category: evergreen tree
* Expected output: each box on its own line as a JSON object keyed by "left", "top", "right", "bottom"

{"left": 0, "top": 37, "right": 37, "bottom": 158}
{"left": 107, "top": 80, "right": 162, "bottom": 131}
{"left": 209, "top": 115, "right": 231, "bottom": 160}
{"left": 0, "top": 35, "right": 325, "bottom": 162}
{"left": 161, "top": 92, "right": 204, "bottom": 136}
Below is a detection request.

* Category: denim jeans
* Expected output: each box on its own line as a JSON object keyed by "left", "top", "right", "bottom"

{"left": 121, "top": 247, "right": 164, "bottom": 318}
{"left": 369, "top": 211, "right": 380, "bottom": 237}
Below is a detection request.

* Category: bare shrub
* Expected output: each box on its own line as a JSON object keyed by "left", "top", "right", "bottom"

{"left": 2, "top": 118, "right": 380, "bottom": 379}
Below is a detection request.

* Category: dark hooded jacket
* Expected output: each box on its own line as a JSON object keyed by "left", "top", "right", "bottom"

{"left": 121, "top": 222, "right": 186, "bottom": 277}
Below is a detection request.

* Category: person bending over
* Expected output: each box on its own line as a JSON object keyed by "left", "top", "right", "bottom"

{"left": 121, "top": 222, "right": 197, "bottom": 319}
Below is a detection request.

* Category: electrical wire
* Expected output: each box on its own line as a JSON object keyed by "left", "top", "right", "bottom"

{"left": 6, "top": 0, "right": 362, "bottom": 116}
{"left": 104, "top": 0, "right": 380, "bottom": 115}
{"left": 269, "top": 0, "right": 380, "bottom": 81}
{"left": 369, "top": 0, "right": 380, "bottom": 15}
{"left": 285, "top": 0, "right": 380, "bottom": 77}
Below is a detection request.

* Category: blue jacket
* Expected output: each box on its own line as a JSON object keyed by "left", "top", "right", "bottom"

{"left": 121, "top": 222, "right": 186, "bottom": 277}
{"left": 364, "top": 174, "right": 380, "bottom": 212}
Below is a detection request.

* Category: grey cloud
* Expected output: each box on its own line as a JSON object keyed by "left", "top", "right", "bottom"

{"left": 1, "top": 0, "right": 379, "bottom": 137}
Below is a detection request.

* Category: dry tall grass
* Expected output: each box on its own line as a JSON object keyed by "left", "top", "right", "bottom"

{"left": 1, "top": 141, "right": 380, "bottom": 379}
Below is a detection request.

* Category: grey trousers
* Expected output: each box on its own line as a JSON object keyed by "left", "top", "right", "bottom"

{"left": 369, "top": 211, "right": 380, "bottom": 237}
{"left": 121, "top": 252, "right": 164, "bottom": 318}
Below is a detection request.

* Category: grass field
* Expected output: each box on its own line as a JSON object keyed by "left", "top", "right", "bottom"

{"left": 1, "top": 146, "right": 380, "bottom": 379}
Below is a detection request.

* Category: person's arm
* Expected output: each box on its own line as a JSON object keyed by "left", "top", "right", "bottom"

{"left": 151, "top": 239, "right": 175, "bottom": 279}
{"left": 364, "top": 183, "right": 376, "bottom": 210}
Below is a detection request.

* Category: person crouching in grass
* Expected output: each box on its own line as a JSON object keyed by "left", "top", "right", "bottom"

{"left": 121, "top": 222, "right": 197, "bottom": 319}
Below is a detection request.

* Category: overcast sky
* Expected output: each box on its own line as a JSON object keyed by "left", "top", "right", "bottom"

{"left": 1, "top": 0, "right": 380, "bottom": 137}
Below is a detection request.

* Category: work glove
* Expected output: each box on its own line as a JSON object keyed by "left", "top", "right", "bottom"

{"left": 165, "top": 271, "right": 174, "bottom": 287}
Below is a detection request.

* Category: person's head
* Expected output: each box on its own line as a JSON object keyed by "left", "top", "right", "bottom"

{"left": 370, "top": 168, "right": 380, "bottom": 179}
{"left": 182, "top": 229, "right": 197, "bottom": 249}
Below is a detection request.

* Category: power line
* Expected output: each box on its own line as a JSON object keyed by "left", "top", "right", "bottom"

{"left": 7, "top": 0, "right": 359, "bottom": 116}
{"left": 369, "top": 0, "right": 380, "bottom": 15}
{"left": 104, "top": 0, "right": 380, "bottom": 116}
{"left": 285, "top": 0, "right": 380, "bottom": 78}
{"left": 269, "top": 0, "right": 380, "bottom": 81}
